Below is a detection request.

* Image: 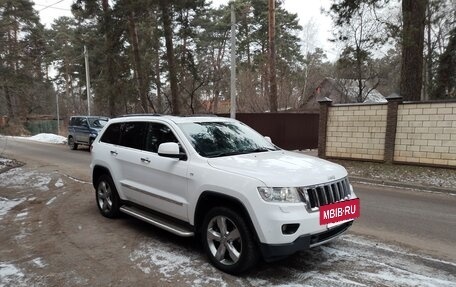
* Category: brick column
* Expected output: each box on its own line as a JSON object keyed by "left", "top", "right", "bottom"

{"left": 384, "top": 95, "right": 403, "bottom": 163}
{"left": 318, "top": 97, "right": 333, "bottom": 158}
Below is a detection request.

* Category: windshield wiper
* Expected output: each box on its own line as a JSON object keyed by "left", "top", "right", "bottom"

{"left": 207, "top": 151, "right": 244, "bottom": 158}
{"left": 207, "top": 147, "right": 277, "bottom": 158}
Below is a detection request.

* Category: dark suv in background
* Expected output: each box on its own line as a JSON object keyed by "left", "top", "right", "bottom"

{"left": 68, "top": 116, "right": 109, "bottom": 150}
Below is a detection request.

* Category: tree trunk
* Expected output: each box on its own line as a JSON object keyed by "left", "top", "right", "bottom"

{"left": 268, "top": 0, "right": 278, "bottom": 112}
{"left": 3, "top": 83, "right": 14, "bottom": 118}
{"left": 400, "top": 0, "right": 427, "bottom": 101}
{"left": 102, "top": 0, "right": 117, "bottom": 116}
{"left": 127, "top": 11, "right": 152, "bottom": 113}
{"left": 160, "top": 0, "right": 180, "bottom": 115}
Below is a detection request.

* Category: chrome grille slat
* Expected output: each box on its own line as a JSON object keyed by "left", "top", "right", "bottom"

{"left": 303, "top": 177, "right": 351, "bottom": 211}
{"left": 333, "top": 183, "right": 340, "bottom": 202}
{"left": 337, "top": 182, "right": 344, "bottom": 199}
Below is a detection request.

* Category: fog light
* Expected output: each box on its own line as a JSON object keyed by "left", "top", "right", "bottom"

{"left": 281, "top": 223, "right": 300, "bottom": 235}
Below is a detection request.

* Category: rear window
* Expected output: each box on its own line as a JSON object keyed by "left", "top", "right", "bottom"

{"left": 100, "top": 123, "right": 121, "bottom": 145}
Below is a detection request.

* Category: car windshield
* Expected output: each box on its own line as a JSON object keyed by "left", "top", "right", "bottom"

{"left": 88, "top": 118, "right": 108, "bottom": 128}
{"left": 178, "top": 121, "right": 279, "bottom": 158}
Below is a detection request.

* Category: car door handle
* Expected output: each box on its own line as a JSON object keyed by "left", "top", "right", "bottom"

{"left": 141, "top": 158, "right": 150, "bottom": 163}
{"left": 110, "top": 151, "right": 118, "bottom": 156}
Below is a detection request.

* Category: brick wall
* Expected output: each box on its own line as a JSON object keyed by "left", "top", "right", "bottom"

{"left": 394, "top": 102, "right": 456, "bottom": 166}
{"left": 326, "top": 105, "right": 387, "bottom": 161}
{"left": 319, "top": 98, "right": 456, "bottom": 168}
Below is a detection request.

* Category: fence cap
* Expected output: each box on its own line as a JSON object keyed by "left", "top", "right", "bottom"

{"left": 318, "top": 97, "right": 333, "bottom": 104}
{"left": 386, "top": 95, "right": 403, "bottom": 102}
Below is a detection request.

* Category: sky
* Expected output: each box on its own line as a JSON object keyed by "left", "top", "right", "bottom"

{"left": 33, "top": 0, "right": 338, "bottom": 60}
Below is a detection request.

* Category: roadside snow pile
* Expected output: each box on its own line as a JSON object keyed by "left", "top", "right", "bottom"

{"left": 25, "top": 133, "right": 67, "bottom": 144}
{"left": 0, "top": 158, "right": 12, "bottom": 165}
{"left": 0, "top": 158, "right": 22, "bottom": 171}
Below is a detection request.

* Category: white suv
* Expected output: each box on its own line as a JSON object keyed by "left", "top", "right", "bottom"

{"left": 90, "top": 115, "right": 358, "bottom": 274}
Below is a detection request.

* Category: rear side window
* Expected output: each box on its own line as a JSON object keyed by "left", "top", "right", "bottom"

{"left": 100, "top": 123, "right": 121, "bottom": 145}
{"left": 70, "top": 117, "right": 81, "bottom": 126}
{"left": 119, "top": 122, "right": 148, "bottom": 150}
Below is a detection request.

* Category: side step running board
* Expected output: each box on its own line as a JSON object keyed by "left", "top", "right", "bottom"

{"left": 120, "top": 206, "right": 194, "bottom": 237}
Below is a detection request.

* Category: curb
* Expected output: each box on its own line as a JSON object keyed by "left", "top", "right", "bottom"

{"left": 350, "top": 176, "right": 456, "bottom": 195}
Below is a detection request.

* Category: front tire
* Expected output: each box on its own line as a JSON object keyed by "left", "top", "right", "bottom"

{"left": 202, "top": 207, "right": 258, "bottom": 274}
{"left": 95, "top": 175, "right": 120, "bottom": 218}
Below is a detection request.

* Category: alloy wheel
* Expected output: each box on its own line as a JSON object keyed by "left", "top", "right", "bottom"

{"left": 206, "top": 215, "right": 242, "bottom": 265}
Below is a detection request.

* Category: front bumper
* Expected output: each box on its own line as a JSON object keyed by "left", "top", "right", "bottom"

{"left": 259, "top": 221, "right": 353, "bottom": 261}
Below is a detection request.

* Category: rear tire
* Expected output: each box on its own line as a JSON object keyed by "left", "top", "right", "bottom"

{"left": 68, "top": 136, "right": 78, "bottom": 150}
{"left": 95, "top": 175, "right": 121, "bottom": 218}
{"left": 202, "top": 207, "right": 258, "bottom": 274}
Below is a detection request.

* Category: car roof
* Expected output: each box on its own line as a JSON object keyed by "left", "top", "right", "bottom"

{"left": 109, "top": 115, "right": 237, "bottom": 124}
{"left": 71, "top": 116, "right": 109, "bottom": 119}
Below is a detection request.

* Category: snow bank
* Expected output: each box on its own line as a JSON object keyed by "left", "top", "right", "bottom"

{"left": 10, "top": 133, "right": 67, "bottom": 144}
{"left": 27, "top": 133, "right": 67, "bottom": 144}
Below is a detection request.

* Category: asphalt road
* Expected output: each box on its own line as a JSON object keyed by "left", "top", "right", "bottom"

{"left": 2, "top": 137, "right": 456, "bottom": 262}
{"left": 0, "top": 137, "right": 91, "bottom": 180}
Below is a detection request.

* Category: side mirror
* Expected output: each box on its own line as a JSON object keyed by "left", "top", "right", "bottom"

{"left": 158, "top": 142, "right": 187, "bottom": 160}
{"left": 264, "top": 136, "right": 272, "bottom": 143}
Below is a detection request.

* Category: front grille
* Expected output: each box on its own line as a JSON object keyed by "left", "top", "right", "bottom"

{"left": 300, "top": 177, "right": 351, "bottom": 210}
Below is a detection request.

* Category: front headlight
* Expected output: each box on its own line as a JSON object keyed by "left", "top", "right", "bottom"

{"left": 257, "top": 187, "right": 302, "bottom": 203}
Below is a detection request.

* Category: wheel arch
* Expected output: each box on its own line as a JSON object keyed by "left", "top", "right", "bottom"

{"left": 194, "top": 191, "right": 260, "bottom": 243}
{"left": 92, "top": 165, "right": 112, "bottom": 189}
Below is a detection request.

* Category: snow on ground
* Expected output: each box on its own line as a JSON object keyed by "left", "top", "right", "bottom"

{"left": 0, "top": 168, "right": 52, "bottom": 191}
{"left": 0, "top": 263, "right": 26, "bottom": 287}
{"left": 8, "top": 133, "right": 67, "bottom": 144}
{"left": 31, "top": 258, "right": 47, "bottom": 268}
{"left": 130, "top": 241, "right": 229, "bottom": 286}
{"left": 54, "top": 178, "right": 64, "bottom": 188}
{"left": 0, "top": 158, "right": 12, "bottom": 165}
{"left": 334, "top": 159, "right": 456, "bottom": 191}
{"left": 0, "top": 197, "right": 25, "bottom": 220}
{"left": 129, "top": 234, "right": 456, "bottom": 287}
{"left": 46, "top": 196, "right": 57, "bottom": 206}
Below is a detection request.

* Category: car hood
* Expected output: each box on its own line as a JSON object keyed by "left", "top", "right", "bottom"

{"left": 207, "top": 150, "right": 348, "bottom": 187}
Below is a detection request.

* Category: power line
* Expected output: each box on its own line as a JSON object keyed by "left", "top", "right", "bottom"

{"left": 38, "top": 0, "right": 66, "bottom": 12}
{"left": 35, "top": 3, "right": 71, "bottom": 12}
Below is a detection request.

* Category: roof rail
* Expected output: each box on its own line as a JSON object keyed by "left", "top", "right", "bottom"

{"left": 117, "top": 113, "right": 163, "bottom": 118}
{"left": 183, "top": 114, "right": 218, "bottom": 117}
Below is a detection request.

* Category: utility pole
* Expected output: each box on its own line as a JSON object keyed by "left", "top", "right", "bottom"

{"left": 56, "top": 93, "right": 60, "bottom": 135}
{"left": 84, "top": 45, "right": 91, "bottom": 116}
{"left": 230, "top": 4, "right": 236, "bottom": 119}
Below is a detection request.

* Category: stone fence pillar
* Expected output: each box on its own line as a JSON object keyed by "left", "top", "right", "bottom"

{"left": 384, "top": 95, "right": 403, "bottom": 163}
{"left": 318, "top": 97, "right": 333, "bottom": 158}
